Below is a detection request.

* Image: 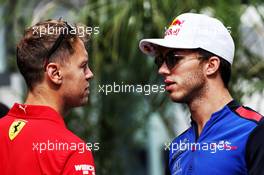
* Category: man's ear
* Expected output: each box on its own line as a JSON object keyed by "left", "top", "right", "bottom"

{"left": 204, "top": 56, "right": 220, "bottom": 76}
{"left": 46, "top": 63, "right": 63, "bottom": 85}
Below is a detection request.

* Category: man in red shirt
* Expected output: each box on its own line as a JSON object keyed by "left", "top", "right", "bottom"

{"left": 0, "top": 19, "right": 95, "bottom": 175}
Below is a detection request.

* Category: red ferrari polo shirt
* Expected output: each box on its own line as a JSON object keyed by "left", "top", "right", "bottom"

{"left": 0, "top": 103, "right": 96, "bottom": 175}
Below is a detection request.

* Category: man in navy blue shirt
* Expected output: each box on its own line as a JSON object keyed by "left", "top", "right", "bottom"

{"left": 139, "top": 13, "right": 264, "bottom": 175}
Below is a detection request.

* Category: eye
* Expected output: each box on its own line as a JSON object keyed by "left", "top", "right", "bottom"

{"left": 165, "top": 51, "right": 185, "bottom": 69}
{"left": 83, "top": 64, "right": 88, "bottom": 70}
{"left": 170, "top": 55, "right": 184, "bottom": 65}
{"left": 80, "top": 62, "right": 88, "bottom": 72}
{"left": 154, "top": 56, "right": 163, "bottom": 68}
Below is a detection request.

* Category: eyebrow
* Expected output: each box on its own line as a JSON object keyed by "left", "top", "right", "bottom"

{"left": 82, "top": 59, "right": 88, "bottom": 64}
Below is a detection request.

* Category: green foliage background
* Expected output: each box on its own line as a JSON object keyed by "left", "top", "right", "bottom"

{"left": 1, "top": 0, "right": 264, "bottom": 174}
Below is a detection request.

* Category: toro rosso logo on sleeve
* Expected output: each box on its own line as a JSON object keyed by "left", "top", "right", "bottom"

{"left": 75, "top": 164, "right": 95, "bottom": 175}
{"left": 165, "top": 18, "right": 185, "bottom": 36}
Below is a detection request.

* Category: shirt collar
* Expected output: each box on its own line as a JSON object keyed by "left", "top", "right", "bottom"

{"left": 7, "top": 103, "right": 66, "bottom": 127}
{"left": 190, "top": 100, "right": 240, "bottom": 124}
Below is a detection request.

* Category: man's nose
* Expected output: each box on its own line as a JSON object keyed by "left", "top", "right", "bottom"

{"left": 86, "top": 67, "right": 94, "bottom": 80}
{"left": 158, "top": 62, "right": 170, "bottom": 76}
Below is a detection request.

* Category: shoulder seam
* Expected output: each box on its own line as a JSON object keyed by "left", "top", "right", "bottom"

{"left": 228, "top": 105, "right": 263, "bottom": 124}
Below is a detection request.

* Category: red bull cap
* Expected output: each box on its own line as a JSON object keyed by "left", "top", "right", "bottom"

{"left": 139, "top": 13, "right": 235, "bottom": 64}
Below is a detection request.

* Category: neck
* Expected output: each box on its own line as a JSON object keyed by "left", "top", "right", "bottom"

{"left": 24, "top": 85, "right": 67, "bottom": 116}
{"left": 188, "top": 86, "right": 232, "bottom": 136}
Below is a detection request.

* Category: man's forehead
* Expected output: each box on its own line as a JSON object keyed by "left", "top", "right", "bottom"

{"left": 83, "top": 49, "right": 88, "bottom": 59}
{"left": 74, "top": 38, "right": 88, "bottom": 57}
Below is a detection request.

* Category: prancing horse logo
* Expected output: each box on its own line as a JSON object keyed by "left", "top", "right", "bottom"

{"left": 9, "top": 120, "right": 27, "bottom": 140}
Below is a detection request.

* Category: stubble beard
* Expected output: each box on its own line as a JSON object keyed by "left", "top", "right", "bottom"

{"left": 171, "top": 70, "right": 207, "bottom": 104}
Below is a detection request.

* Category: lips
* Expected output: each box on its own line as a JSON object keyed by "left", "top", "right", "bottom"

{"left": 86, "top": 84, "right": 90, "bottom": 90}
{"left": 85, "top": 86, "right": 90, "bottom": 94}
{"left": 164, "top": 79, "right": 175, "bottom": 91}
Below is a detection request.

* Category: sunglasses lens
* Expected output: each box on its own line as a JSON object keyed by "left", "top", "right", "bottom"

{"left": 155, "top": 56, "right": 163, "bottom": 68}
{"left": 155, "top": 51, "right": 187, "bottom": 69}
{"left": 166, "top": 51, "right": 184, "bottom": 69}
{"left": 166, "top": 51, "right": 176, "bottom": 69}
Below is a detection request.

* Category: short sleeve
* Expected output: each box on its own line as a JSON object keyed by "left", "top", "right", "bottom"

{"left": 246, "top": 120, "right": 264, "bottom": 175}
{"left": 62, "top": 149, "right": 96, "bottom": 175}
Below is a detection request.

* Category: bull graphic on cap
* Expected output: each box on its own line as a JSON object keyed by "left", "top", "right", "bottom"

{"left": 165, "top": 18, "right": 185, "bottom": 36}
{"left": 170, "top": 18, "right": 185, "bottom": 27}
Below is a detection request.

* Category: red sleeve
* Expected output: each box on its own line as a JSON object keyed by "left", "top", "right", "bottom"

{"left": 62, "top": 149, "right": 96, "bottom": 175}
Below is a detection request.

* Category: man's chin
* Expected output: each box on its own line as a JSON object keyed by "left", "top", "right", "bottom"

{"left": 73, "top": 97, "right": 89, "bottom": 107}
{"left": 168, "top": 93, "right": 184, "bottom": 103}
{"left": 80, "top": 97, "right": 89, "bottom": 106}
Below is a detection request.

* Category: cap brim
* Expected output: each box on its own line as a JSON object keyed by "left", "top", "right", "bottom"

{"left": 139, "top": 38, "right": 199, "bottom": 57}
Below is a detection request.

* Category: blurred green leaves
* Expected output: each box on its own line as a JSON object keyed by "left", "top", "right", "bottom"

{"left": 2, "top": 0, "right": 264, "bottom": 174}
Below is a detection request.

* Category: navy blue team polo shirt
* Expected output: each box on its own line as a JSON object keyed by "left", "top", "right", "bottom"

{"left": 169, "top": 100, "right": 264, "bottom": 175}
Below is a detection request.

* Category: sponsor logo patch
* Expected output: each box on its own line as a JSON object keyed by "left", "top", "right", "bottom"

{"left": 75, "top": 164, "right": 95, "bottom": 175}
{"left": 9, "top": 119, "right": 27, "bottom": 140}
{"left": 165, "top": 18, "right": 185, "bottom": 36}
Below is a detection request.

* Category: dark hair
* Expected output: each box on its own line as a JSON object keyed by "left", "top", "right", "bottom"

{"left": 16, "top": 19, "right": 89, "bottom": 90}
{"left": 197, "top": 48, "right": 231, "bottom": 88}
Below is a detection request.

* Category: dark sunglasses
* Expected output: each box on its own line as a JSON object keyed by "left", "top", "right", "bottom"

{"left": 44, "top": 21, "right": 74, "bottom": 69}
{"left": 155, "top": 50, "right": 202, "bottom": 69}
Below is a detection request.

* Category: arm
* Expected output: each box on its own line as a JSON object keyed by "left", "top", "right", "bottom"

{"left": 62, "top": 149, "right": 96, "bottom": 175}
{"left": 246, "top": 120, "right": 264, "bottom": 175}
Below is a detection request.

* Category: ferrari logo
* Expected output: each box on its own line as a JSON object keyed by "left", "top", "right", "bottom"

{"left": 9, "top": 120, "right": 27, "bottom": 140}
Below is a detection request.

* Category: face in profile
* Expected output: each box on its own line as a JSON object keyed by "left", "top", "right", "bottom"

{"left": 60, "top": 38, "right": 94, "bottom": 108}
{"left": 157, "top": 49, "right": 206, "bottom": 103}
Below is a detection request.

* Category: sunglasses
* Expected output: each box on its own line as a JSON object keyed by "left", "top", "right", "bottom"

{"left": 154, "top": 50, "right": 202, "bottom": 69}
{"left": 44, "top": 21, "right": 74, "bottom": 70}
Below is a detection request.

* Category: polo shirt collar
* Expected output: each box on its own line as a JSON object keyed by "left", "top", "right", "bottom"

{"left": 190, "top": 100, "right": 240, "bottom": 124}
{"left": 7, "top": 103, "right": 66, "bottom": 127}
